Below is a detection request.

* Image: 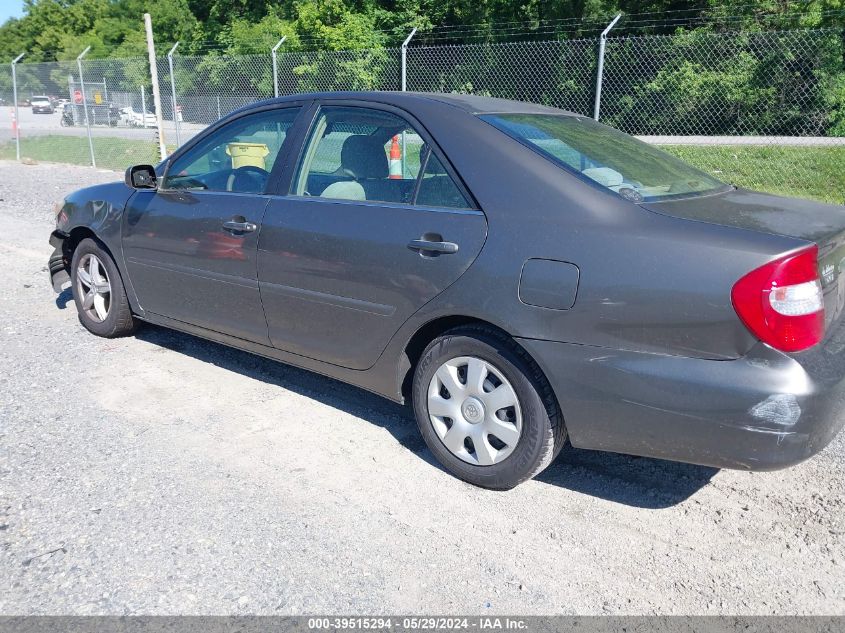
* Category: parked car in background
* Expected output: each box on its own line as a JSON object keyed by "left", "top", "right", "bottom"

{"left": 47, "top": 92, "right": 845, "bottom": 489}
{"left": 119, "top": 107, "right": 157, "bottom": 128}
{"left": 31, "top": 96, "right": 53, "bottom": 114}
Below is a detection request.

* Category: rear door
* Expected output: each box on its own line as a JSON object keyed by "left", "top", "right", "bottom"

{"left": 122, "top": 105, "right": 303, "bottom": 344}
{"left": 258, "top": 103, "right": 488, "bottom": 370}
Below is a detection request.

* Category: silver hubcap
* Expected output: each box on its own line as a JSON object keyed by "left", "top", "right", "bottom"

{"left": 76, "top": 253, "right": 111, "bottom": 322}
{"left": 427, "top": 356, "right": 522, "bottom": 466}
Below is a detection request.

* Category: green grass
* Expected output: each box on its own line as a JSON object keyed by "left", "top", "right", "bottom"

{"left": 2, "top": 135, "right": 843, "bottom": 205}
{"left": 0, "top": 135, "right": 162, "bottom": 171}
{"left": 661, "top": 145, "right": 845, "bottom": 205}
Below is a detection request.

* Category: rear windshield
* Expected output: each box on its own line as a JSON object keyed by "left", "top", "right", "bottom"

{"left": 480, "top": 113, "right": 729, "bottom": 202}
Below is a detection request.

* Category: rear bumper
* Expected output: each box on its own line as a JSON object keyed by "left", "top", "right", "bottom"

{"left": 48, "top": 231, "right": 69, "bottom": 292}
{"left": 517, "top": 332, "right": 845, "bottom": 471}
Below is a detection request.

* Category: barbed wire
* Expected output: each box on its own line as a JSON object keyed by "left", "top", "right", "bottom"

{"left": 9, "top": 6, "right": 845, "bottom": 61}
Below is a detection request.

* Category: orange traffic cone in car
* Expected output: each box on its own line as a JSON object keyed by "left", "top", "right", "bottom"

{"left": 389, "top": 135, "right": 402, "bottom": 179}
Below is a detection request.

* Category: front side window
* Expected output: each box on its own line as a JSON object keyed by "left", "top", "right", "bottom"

{"left": 293, "top": 106, "right": 470, "bottom": 209}
{"left": 481, "top": 113, "right": 729, "bottom": 202}
{"left": 163, "top": 107, "right": 300, "bottom": 193}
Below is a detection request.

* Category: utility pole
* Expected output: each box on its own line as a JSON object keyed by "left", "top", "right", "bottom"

{"left": 144, "top": 13, "right": 167, "bottom": 160}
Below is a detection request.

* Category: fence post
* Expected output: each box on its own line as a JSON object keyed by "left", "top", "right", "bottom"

{"left": 10, "top": 52, "right": 24, "bottom": 161}
{"left": 77, "top": 46, "right": 96, "bottom": 168}
{"left": 593, "top": 13, "right": 621, "bottom": 121}
{"left": 272, "top": 36, "right": 286, "bottom": 98}
{"left": 401, "top": 28, "right": 417, "bottom": 91}
{"left": 167, "top": 41, "right": 180, "bottom": 147}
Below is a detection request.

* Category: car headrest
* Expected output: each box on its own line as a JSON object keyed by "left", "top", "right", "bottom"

{"left": 341, "top": 135, "right": 388, "bottom": 179}
{"left": 582, "top": 167, "right": 624, "bottom": 188}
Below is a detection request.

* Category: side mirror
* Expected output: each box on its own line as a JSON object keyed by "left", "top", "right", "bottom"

{"left": 125, "top": 164, "right": 158, "bottom": 190}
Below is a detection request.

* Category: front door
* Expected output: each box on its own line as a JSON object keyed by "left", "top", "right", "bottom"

{"left": 122, "top": 106, "right": 302, "bottom": 344}
{"left": 259, "top": 104, "right": 488, "bottom": 370}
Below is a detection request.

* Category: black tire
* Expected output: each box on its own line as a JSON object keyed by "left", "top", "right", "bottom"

{"left": 70, "top": 237, "right": 137, "bottom": 338}
{"left": 412, "top": 325, "right": 566, "bottom": 490}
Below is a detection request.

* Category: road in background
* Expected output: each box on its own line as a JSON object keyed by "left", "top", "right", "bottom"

{"left": 3, "top": 106, "right": 843, "bottom": 148}
{"left": 0, "top": 106, "right": 205, "bottom": 146}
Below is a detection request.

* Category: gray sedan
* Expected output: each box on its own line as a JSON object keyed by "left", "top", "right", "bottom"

{"left": 48, "top": 92, "right": 845, "bottom": 489}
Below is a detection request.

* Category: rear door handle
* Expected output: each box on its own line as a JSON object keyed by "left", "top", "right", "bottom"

{"left": 222, "top": 218, "right": 258, "bottom": 233}
{"left": 408, "top": 239, "right": 459, "bottom": 255}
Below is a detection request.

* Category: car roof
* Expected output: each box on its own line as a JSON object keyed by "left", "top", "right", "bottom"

{"left": 234, "top": 91, "right": 576, "bottom": 117}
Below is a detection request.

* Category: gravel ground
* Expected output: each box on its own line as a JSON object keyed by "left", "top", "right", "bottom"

{"left": 1, "top": 159, "right": 844, "bottom": 615}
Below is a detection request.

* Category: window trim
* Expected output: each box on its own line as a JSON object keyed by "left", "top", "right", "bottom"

{"left": 286, "top": 100, "right": 480, "bottom": 212}
{"left": 293, "top": 113, "right": 330, "bottom": 196}
{"left": 159, "top": 102, "right": 308, "bottom": 195}
{"left": 279, "top": 193, "right": 484, "bottom": 216}
{"left": 410, "top": 145, "right": 432, "bottom": 205}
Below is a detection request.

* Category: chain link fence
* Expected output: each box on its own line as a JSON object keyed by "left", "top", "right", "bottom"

{"left": 276, "top": 47, "right": 401, "bottom": 94}
{"left": 158, "top": 53, "right": 274, "bottom": 148}
{"left": 600, "top": 29, "right": 845, "bottom": 201}
{"left": 0, "top": 57, "right": 159, "bottom": 169}
{"left": 2, "top": 28, "right": 843, "bottom": 202}
{"left": 83, "top": 57, "right": 160, "bottom": 168}
{"left": 407, "top": 39, "right": 597, "bottom": 116}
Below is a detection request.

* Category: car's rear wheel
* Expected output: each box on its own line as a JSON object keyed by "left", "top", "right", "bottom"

{"left": 412, "top": 325, "right": 566, "bottom": 490}
{"left": 70, "top": 238, "right": 137, "bottom": 338}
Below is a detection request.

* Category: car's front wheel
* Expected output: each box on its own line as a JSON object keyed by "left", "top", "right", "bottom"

{"left": 412, "top": 325, "right": 566, "bottom": 489}
{"left": 70, "top": 238, "right": 137, "bottom": 338}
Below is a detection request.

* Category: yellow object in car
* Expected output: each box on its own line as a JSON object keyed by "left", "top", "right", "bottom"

{"left": 226, "top": 142, "right": 270, "bottom": 170}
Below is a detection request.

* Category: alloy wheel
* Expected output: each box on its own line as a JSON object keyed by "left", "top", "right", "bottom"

{"left": 76, "top": 253, "right": 112, "bottom": 322}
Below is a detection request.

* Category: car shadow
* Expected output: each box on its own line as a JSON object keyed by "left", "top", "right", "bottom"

{"left": 134, "top": 324, "right": 716, "bottom": 509}
{"left": 535, "top": 449, "right": 718, "bottom": 509}
{"left": 134, "top": 323, "right": 434, "bottom": 460}
{"left": 55, "top": 288, "right": 73, "bottom": 309}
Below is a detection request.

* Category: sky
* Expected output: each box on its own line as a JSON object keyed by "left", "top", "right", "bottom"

{"left": 0, "top": 0, "right": 25, "bottom": 24}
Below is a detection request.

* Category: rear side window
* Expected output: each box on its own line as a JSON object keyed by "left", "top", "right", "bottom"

{"left": 293, "top": 106, "right": 472, "bottom": 209}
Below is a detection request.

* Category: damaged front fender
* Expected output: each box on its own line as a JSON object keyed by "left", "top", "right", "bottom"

{"left": 48, "top": 180, "right": 136, "bottom": 296}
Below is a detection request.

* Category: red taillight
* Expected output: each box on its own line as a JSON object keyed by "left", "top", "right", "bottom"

{"left": 731, "top": 245, "right": 825, "bottom": 352}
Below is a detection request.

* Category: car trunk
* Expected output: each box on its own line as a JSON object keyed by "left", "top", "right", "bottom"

{"left": 643, "top": 188, "right": 845, "bottom": 339}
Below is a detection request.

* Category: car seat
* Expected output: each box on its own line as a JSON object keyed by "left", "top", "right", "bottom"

{"left": 321, "top": 135, "right": 388, "bottom": 201}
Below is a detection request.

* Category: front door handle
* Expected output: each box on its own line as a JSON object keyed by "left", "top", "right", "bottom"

{"left": 222, "top": 217, "right": 258, "bottom": 233}
{"left": 408, "top": 239, "right": 459, "bottom": 255}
